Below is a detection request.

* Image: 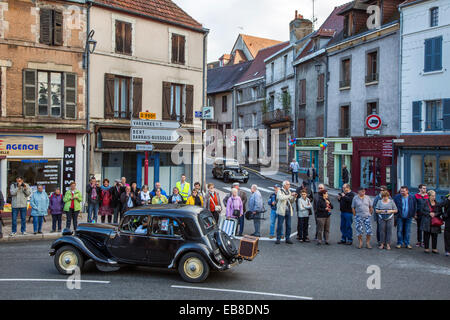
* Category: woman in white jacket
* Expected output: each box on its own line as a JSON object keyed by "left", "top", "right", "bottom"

{"left": 297, "top": 190, "right": 313, "bottom": 242}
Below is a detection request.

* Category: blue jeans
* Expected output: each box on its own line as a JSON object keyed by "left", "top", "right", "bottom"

{"left": 33, "top": 216, "right": 44, "bottom": 233}
{"left": 12, "top": 207, "right": 27, "bottom": 233}
{"left": 238, "top": 214, "right": 245, "bottom": 235}
{"left": 253, "top": 212, "right": 261, "bottom": 236}
{"left": 277, "top": 214, "right": 291, "bottom": 241}
{"left": 340, "top": 212, "right": 353, "bottom": 242}
{"left": 269, "top": 210, "right": 283, "bottom": 237}
{"left": 291, "top": 172, "right": 299, "bottom": 183}
{"left": 310, "top": 180, "right": 317, "bottom": 193}
{"left": 397, "top": 217, "right": 412, "bottom": 246}
{"left": 87, "top": 202, "right": 99, "bottom": 223}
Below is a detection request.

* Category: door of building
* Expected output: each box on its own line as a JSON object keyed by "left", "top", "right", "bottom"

{"left": 360, "top": 155, "right": 382, "bottom": 195}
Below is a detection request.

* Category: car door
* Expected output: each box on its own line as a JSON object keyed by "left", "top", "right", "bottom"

{"left": 147, "top": 215, "right": 185, "bottom": 266}
{"left": 108, "top": 214, "right": 151, "bottom": 264}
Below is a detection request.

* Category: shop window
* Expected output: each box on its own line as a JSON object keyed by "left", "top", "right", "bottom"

{"left": 366, "top": 50, "right": 378, "bottom": 83}
{"left": 410, "top": 155, "right": 423, "bottom": 188}
{"left": 7, "top": 159, "right": 61, "bottom": 197}
{"left": 115, "top": 20, "right": 132, "bottom": 55}
{"left": 439, "top": 156, "right": 450, "bottom": 190}
{"left": 425, "top": 100, "right": 443, "bottom": 131}
{"left": 159, "top": 152, "right": 191, "bottom": 193}
{"left": 40, "top": 9, "right": 63, "bottom": 46}
{"left": 171, "top": 34, "right": 186, "bottom": 65}
{"left": 360, "top": 157, "right": 381, "bottom": 190}
{"left": 424, "top": 155, "right": 437, "bottom": 188}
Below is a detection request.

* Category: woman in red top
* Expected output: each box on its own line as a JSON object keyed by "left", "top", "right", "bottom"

{"left": 204, "top": 183, "right": 222, "bottom": 222}
{"left": 99, "top": 179, "right": 113, "bottom": 224}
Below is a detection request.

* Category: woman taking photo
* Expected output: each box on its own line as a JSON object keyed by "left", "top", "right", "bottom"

{"left": 168, "top": 187, "right": 184, "bottom": 204}
{"left": 316, "top": 190, "right": 333, "bottom": 245}
{"left": 139, "top": 185, "right": 151, "bottom": 206}
{"left": 99, "top": 179, "right": 113, "bottom": 223}
{"left": 421, "top": 190, "right": 444, "bottom": 254}
{"left": 186, "top": 189, "right": 203, "bottom": 207}
{"left": 375, "top": 190, "right": 398, "bottom": 250}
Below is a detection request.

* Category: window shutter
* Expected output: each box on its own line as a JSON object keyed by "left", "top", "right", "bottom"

{"left": 179, "top": 36, "right": 185, "bottom": 64}
{"left": 412, "top": 101, "right": 422, "bottom": 132}
{"left": 171, "top": 34, "right": 178, "bottom": 63}
{"left": 185, "top": 85, "right": 194, "bottom": 123}
{"left": 124, "top": 22, "right": 132, "bottom": 55}
{"left": 23, "top": 69, "right": 37, "bottom": 117}
{"left": 300, "top": 79, "right": 306, "bottom": 105}
{"left": 316, "top": 116, "right": 324, "bottom": 136}
{"left": 162, "top": 82, "right": 171, "bottom": 120}
{"left": 424, "top": 39, "right": 433, "bottom": 72}
{"left": 64, "top": 73, "right": 77, "bottom": 119}
{"left": 132, "top": 77, "right": 142, "bottom": 118}
{"left": 317, "top": 74, "right": 324, "bottom": 100}
{"left": 115, "top": 21, "right": 123, "bottom": 53}
{"left": 104, "top": 73, "right": 115, "bottom": 118}
{"left": 433, "top": 37, "right": 442, "bottom": 71}
{"left": 443, "top": 99, "right": 450, "bottom": 130}
{"left": 53, "top": 10, "right": 63, "bottom": 46}
{"left": 298, "top": 119, "right": 306, "bottom": 137}
{"left": 39, "top": 9, "right": 52, "bottom": 45}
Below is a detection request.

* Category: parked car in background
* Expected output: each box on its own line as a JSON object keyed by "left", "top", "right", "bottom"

{"left": 212, "top": 158, "right": 249, "bottom": 183}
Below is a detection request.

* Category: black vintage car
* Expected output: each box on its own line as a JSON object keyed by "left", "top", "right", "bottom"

{"left": 212, "top": 158, "right": 249, "bottom": 183}
{"left": 49, "top": 205, "right": 243, "bottom": 283}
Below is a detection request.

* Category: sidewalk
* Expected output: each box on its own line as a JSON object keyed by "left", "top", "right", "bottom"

{"left": 0, "top": 213, "right": 87, "bottom": 243}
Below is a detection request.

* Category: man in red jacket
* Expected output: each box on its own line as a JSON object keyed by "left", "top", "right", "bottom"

{"left": 414, "top": 184, "right": 429, "bottom": 247}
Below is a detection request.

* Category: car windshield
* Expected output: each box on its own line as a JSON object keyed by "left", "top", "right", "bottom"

{"left": 198, "top": 210, "right": 216, "bottom": 234}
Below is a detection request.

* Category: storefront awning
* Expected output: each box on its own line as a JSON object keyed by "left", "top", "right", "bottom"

{"left": 100, "top": 129, "right": 132, "bottom": 143}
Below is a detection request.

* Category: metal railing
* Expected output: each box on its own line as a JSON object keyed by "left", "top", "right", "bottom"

{"left": 338, "top": 128, "right": 351, "bottom": 137}
{"left": 262, "top": 109, "right": 291, "bottom": 124}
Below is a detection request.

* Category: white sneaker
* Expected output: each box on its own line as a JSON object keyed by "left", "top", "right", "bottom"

{"left": 21, "top": 232, "right": 28, "bottom": 235}
{"left": 9, "top": 232, "right": 16, "bottom": 237}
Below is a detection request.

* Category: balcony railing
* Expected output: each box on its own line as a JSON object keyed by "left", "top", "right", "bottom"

{"left": 339, "top": 79, "right": 351, "bottom": 89}
{"left": 365, "top": 73, "right": 379, "bottom": 83}
{"left": 263, "top": 109, "right": 292, "bottom": 124}
{"left": 338, "top": 128, "right": 351, "bottom": 137}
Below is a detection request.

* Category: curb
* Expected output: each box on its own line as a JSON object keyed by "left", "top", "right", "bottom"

{"left": 0, "top": 232, "right": 61, "bottom": 243}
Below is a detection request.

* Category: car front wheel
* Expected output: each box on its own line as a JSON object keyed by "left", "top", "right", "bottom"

{"left": 178, "top": 252, "right": 210, "bottom": 283}
{"left": 54, "top": 245, "right": 84, "bottom": 275}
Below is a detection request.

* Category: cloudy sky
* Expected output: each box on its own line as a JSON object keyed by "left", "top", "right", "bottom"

{"left": 173, "top": 0, "right": 351, "bottom": 63}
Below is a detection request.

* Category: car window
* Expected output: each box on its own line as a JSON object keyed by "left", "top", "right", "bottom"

{"left": 120, "top": 215, "right": 150, "bottom": 234}
{"left": 198, "top": 210, "right": 217, "bottom": 234}
{"left": 151, "top": 216, "right": 182, "bottom": 237}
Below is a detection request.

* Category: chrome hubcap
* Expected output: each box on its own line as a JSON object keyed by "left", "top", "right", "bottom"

{"left": 59, "top": 251, "right": 78, "bottom": 272}
{"left": 183, "top": 257, "right": 203, "bottom": 279}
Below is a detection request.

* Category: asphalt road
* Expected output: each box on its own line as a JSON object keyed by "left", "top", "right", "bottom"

{"left": 0, "top": 169, "right": 449, "bottom": 300}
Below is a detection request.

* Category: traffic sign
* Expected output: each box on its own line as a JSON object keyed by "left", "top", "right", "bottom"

{"left": 139, "top": 112, "right": 156, "bottom": 120}
{"left": 202, "top": 106, "right": 214, "bottom": 120}
{"left": 366, "top": 114, "right": 382, "bottom": 130}
{"left": 130, "top": 128, "right": 180, "bottom": 142}
{"left": 136, "top": 144, "right": 154, "bottom": 151}
{"left": 195, "top": 111, "right": 203, "bottom": 118}
{"left": 131, "top": 119, "right": 181, "bottom": 129}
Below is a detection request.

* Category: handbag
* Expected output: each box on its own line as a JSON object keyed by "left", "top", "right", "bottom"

{"left": 431, "top": 216, "right": 444, "bottom": 227}
{"left": 233, "top": 209, "right": 241, "bottom": 218}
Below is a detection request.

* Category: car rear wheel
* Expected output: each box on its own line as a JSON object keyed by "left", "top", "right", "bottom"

{"left": 178, "top": 252, "right": 210, "bottom": 283}
{"left": 54, "top": 245, "right": 84, "bottom": 275}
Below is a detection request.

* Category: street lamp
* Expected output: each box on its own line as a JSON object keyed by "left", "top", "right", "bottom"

{"left": 315, "top": 63, "right": 322, "bottom": 73}
{"left": 83, "top": 30, "right": 96, "bottom": 69}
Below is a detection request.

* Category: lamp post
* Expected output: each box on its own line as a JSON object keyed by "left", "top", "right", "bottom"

{"left": 83, "top": 28, "right": 96, "bottom": 191}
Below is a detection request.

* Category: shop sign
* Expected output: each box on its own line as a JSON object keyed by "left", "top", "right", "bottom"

{"left": 130, "top": 128, "right": 180, "bottom": 142}
{"left": 382, "top": 140, "right": 393, "bottom": 157}
{"left": 131, "top": 119, "right": 181, "bottom": 129}
{"left": 296, "top": 139, "right": 323, "bottom": 147}
{"left": 139, "top": 112, "right": 156, "bottom": 120}
{"left": 63, "top": 146, "right": 76, "bottom": 191}
{"left": 0, "top": 135, "right": 43, "bottom": 156}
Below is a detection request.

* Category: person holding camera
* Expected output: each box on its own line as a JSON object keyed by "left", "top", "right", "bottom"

{"left": 204, "top": 183, "right": 222, "bottom": 222}
{"left": 10, "top": 176, "right": 32, "bottom": 236}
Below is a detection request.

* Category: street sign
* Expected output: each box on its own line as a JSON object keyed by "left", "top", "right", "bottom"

{"left": 139, "top": 112, "right": 156, "bottom": 120}
{"left": 131, "top": 119, "right": 181, "bottom": 129}
{"left": 393, "top": 139, "right": 405, "bottom": 143}
{"left": 136, "top": 144, "right": 154, "bottom": 151}
{"left": 131, "top": 128, "right": 180, "bottom": 142}
{"left": 366, "top": 129, "right": 380, "bottom": 135}
{"left": 366, "top": 114, "right": 382, "bottom": 130}
{"left": 202, "top": 106, "right": 214, "bottom": 120}
{"left": 195, "top": 111, "right": 203, "bottom": 118}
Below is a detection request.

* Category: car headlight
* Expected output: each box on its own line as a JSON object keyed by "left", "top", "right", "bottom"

{"left": 243, "top": 170, "right": 248, "bottom": 175}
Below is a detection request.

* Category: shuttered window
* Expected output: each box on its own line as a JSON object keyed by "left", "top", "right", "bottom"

{"left": 104, "top": 74, "right": 141, "bottom": 119}
{"left": 222, "top": 95, "right": 227, "bottom": 113}
{"left": 443, "top": 99, "right": 450, "bottom": 130}
{"left": 162, "top": 82, "right": 191, "bottom": 123}
{"left": 298, "top": 119, "right": 306, "bottom": 137}
{"left": 300, "top": 79, "right": 306, "bottom": 105}
{"left": 115, "top": 20, "right": 132, "bottom": 55}
{"left": 23, "top": 69, "right": 76, "bottom": 118}
{"left": 412, "top": 101, "right": 422, "bottom": 132}
{"left": 317, "top": 74, "right": 324, "bottom": 101}
{"left": 171, "top": 34, "right": 186, "bottom": 64}
{"left": 39, "top": 9, "right": 63, "bottom": 46}
{"left": 424, "top": 37, "right": 442, "bottom": 72}
{"left": 316, "top": 116, "right": 324, "bottom": 137}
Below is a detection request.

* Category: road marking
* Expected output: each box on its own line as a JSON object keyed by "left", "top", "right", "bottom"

{"left": 0, "top": 278, "right": 110, "bottom": 284}
{"left": 239, "top": 187, "right": 252, "bottom": 193}
{"left": 171, "top": 285, "right": 313, "bottom": 300}
{"left": 256, "top": 187, "right": 274, "bottom": 193}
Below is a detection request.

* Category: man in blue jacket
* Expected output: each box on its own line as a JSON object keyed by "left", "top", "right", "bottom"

{"left": 393, "top": 186, "right": 417, "bottom": 249}
{"left": 150, "top": 182, "right": 167, "bottom": 198}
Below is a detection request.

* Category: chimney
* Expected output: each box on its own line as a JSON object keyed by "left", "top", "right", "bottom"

{"left": 289, "top": 11, "right": 313, "bottom": 44}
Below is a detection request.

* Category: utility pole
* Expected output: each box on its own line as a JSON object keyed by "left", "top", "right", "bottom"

{"left": 312, "top": 0, "right": 318, "bottom": 30}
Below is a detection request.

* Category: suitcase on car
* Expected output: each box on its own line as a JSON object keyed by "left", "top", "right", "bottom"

{"left": 219, "top": 218, "right": 238, "bottom": 237}
{"left": 238, "top": 235, "right": 259, "bottom": 261}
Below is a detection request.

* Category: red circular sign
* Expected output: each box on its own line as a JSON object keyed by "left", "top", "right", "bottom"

{"left": 366, "top": 114, "right": 382, "bottom": 130}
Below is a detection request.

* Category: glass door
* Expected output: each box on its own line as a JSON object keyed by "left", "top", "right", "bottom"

{"left": 360, "top": 156, "right": 381, "bottom": 195}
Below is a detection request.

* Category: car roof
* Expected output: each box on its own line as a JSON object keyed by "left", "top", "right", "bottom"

{"left": 124, "top": 204, "right": 205, "bottom": 218}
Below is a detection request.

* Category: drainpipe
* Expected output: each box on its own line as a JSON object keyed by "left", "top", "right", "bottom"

{"left": 202, "top": 28, "right": 209, "bottom": 193}
{"left": 85, "top": 1, "right": 92, "bottom": 204}
{"left": 394, "top": 8, "right": 404, "bottom": 193}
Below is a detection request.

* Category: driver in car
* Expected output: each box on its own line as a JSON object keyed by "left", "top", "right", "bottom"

{"left": 135, "top": 217, "right": 149, "bottom": 234}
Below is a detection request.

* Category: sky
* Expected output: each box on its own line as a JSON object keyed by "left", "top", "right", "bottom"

{"left": 172, "top": 0, "right": 351, "bottom": 63}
